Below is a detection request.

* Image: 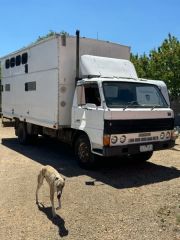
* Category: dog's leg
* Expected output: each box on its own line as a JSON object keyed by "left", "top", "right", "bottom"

{"left": 50, "top": 186, "right": 56, "bottom": 217}
{"left": 36, "top": 172, "right": 44, "bottom": 204}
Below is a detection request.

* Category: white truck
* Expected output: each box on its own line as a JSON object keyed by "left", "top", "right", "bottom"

{"left": 0, "top": 31, "right": 175, "bottom": 168}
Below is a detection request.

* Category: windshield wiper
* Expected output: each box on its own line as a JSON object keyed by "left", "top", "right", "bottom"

{"left": 151, "top": 105, "right": 161, "bottom": 110}
{"left": 123, "top": 101, "right": 139, "bottom": 110}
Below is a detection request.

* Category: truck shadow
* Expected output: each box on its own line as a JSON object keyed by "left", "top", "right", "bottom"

{"left": 2, "top": 137, "right": 180, "bottom": 189}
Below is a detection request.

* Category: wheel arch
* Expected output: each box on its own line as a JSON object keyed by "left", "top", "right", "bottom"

{"left": 72, "top": 130, "right": 92, "bottom": 151}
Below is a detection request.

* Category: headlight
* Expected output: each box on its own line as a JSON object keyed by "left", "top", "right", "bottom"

{"left": 120, "top": 135, "right": 126, "bottom": 143}
{"left": 160, "top": 132, "right": 165, "bottom": 139}
{"left": 166, "top": 131, "right": 171, "bottom": 139}
{"left": 111, "top": 136, "right": 118, "bottom": 144}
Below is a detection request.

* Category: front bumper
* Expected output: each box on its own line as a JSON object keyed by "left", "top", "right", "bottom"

{"left": 103, "top": 140, "right": 175, "bottom": 157}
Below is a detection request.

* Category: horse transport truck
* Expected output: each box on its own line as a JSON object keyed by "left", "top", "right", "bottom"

{"left": 0, "top": 31, "right": 176, "bottom": 168}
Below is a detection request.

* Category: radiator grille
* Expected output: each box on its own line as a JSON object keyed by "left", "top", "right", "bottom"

{"left": 104, "top": 118, "right": 174, "bottom": 134}
{"left": 128, "top": 136, "right": 158, "bottom": 143}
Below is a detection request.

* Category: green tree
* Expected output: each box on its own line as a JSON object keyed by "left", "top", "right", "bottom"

{"left": 131, "top": 53, "right": 150, "bottom": 78}
{"left": 36, "top": 30, "right": 69, "bottom": 42}
{"left": 149, "top": 34, "right": 180, "bottom": 98}
{"left": 131, "top": 34, "right": 180, "bottom": 98}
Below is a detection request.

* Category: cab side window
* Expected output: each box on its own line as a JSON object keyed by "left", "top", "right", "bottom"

{"left": 84, "top": 83, "right": 101, "bottom": 106}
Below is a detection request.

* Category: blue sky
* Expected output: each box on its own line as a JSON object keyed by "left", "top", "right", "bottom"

{"left": 0, "top": 0, "right": 180, "bottom": 56}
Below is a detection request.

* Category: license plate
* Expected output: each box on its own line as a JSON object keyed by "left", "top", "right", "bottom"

{"left": 140, "top": 144, "right": 153, "bottom": 152}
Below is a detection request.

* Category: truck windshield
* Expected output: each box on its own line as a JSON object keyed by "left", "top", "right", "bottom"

{"left": 103, "top": 81, "right": 168, "bottom": 108}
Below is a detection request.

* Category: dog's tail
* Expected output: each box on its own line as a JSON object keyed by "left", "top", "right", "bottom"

{"left": 41, "top": 166, "right": 47, "bottom": 178}
{"left": 37, "top": 167, "right": 46, "bottom": 185}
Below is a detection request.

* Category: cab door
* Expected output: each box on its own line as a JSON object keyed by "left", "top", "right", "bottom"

{"left": 72, "top": 82, "right": 104, "bottom": 150}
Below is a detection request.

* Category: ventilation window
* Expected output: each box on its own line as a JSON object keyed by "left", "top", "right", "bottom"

{"left": 5, "top": 84, "right": 10, "bottom": 91}
{"left": 16, "top": 55, "right": 21, "bottom": 66}
{"left": 25, "top": 81, "right": 36, "bottom": 91}
{"left": 10, "top": 57, "right": 15, "bottom": 68}
{"left": 5, "top": 59, "right": 10, "bottom": 69}
{"left": 25, "top": 64, "right": 28, "bottom": 73}
{"left": 22, "top": 52, "right": 28, "bottom": 64}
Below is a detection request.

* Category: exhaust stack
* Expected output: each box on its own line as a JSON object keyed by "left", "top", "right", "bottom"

{"left": 75, "top": 30, "right": 80, "bottom": 83}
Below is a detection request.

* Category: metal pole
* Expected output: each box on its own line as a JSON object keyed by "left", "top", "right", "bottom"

{"left": 75, "top": 30, "right": 80, "bottom": 84}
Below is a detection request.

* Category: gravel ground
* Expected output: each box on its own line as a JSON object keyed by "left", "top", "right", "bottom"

{"left": 0, "top": 123, "right": 180, "bottom": 240}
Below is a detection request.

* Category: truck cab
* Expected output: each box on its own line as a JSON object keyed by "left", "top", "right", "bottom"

{"left": 71, "top": 55, "right": 175, "bottom": 168}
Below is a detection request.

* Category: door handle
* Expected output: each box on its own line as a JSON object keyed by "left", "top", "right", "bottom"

{"left": 83, "top": 107, "right": 92, "bottom": 110}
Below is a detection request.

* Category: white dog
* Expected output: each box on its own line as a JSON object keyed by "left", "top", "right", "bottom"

{"left": 36, "top": 165, "right": 65, "bottom": 217}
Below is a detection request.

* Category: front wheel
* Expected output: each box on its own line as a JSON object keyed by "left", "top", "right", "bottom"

{"left": 75, "top": 135, "right": 96, "bottom": 169}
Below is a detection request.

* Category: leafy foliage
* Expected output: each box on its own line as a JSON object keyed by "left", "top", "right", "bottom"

{"left": 131, "top": 34, "right": 180, "bottom": 98}
{"left": 131, "top": 53, "right": 151, "bottom": 78}
{"left": 36, "top": 30, "right": 69, "bottom": 42}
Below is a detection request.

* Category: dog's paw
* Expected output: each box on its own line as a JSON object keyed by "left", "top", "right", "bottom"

{"left": 56, "top": 206, "right": 61, "bottom": 210}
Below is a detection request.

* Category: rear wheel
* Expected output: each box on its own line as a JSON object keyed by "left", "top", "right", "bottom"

{"left": 75, "top": 135, "right": 96, "bottom": 169}
{"left": 17, "top": 122, "right": 30, "bottom": 145}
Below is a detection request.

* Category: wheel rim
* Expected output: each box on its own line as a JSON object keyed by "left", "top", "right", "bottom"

{"left": 78, "top": 142, "right": 90, "bottom": 163}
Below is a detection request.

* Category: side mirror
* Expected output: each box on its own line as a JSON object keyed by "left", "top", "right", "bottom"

{"left": 84, "top": 103, "right": 97, "bottom": 109}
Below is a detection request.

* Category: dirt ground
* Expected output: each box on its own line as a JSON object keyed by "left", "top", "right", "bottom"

{"left": 0, "top": 124, "right": 180, "bottom": 240}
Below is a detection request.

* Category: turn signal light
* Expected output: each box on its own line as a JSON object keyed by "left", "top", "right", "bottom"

{"left": 103, "top": 135, "right": 110, "bottom": 146}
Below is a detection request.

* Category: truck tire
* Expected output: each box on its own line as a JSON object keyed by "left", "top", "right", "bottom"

{"left": 75, "top": 135, "right": 96, "bottom": 169}
{"left": 130, "top": 151, "right": 153, "bottom": 163}
{"left": 17, "top": 122, "right": 30, "bottom": 145}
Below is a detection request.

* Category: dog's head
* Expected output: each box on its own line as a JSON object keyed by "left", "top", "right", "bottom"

{"left": 54, "top": 177, "right": 65, "bottom": 200}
